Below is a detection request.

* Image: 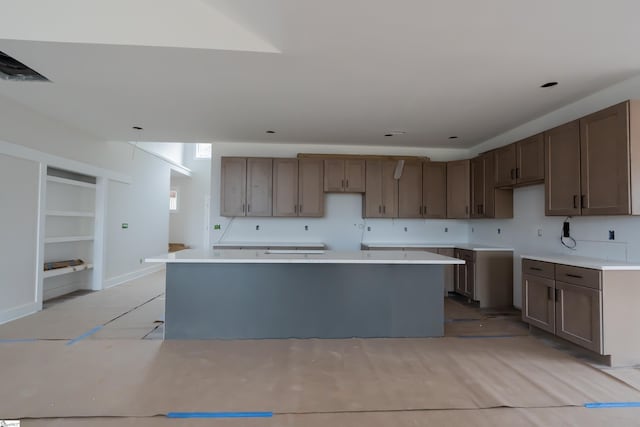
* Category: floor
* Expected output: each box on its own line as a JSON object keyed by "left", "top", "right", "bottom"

{"left": 1, "top": 272, "right": 639, "bottom": 426}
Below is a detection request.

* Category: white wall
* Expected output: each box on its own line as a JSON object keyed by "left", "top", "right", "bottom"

{"left": 0, "top": 94, "right": 172, "bottom": 321}
{"left": 180, "top": 144, "right": 212, "bottom": 250}
{"left": 470, "top": 74, "right": 640, "bottom": 308}
{"left": 137, "top": 142, "right": 185, "bottom": 166}
{"left": 210, "top": 142, "right": 469, "bottom": 250}
{"left": 0, "top": 154, "right": 40, "bottom": 323}
{"left": 169, "top": 175, "right": 187, "bottom": 243}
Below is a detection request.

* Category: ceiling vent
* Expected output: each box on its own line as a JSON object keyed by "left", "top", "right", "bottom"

{"left": 0, "top": 51, "right": 49, "bottom": 81}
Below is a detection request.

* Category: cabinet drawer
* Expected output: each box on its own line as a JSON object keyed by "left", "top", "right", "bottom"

{"left": 522, "top": 259, "right": 555, "bottom": 279}
{"left": 555, "top": 264, "right": 601, "bottom": 290}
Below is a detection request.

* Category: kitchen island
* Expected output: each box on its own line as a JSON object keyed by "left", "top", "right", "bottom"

{"left": 146, "top": 249, "right": 463, "bottom": 340}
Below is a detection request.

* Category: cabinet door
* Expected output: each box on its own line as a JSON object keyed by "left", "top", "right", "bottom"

{"left": 381, "top": 160, "right": 399, "bottom": 217}
{"left": 580, "top": 102, "right": 630, "bottom": 215}
{"left": 344, "top": 159, "right": 366, "bottom": 192}
{"left": 323, "top": 159, "right": 345, "bottom": 192}
{"left": 522, "top": 274, "right": 555, "bottom": 333}
{"left": 298, "top": 159, "right": 324, "bottom": 217}
{"left": 246, "top": 158, "right": 273, "bottom": 217}
{"left": 555, "top": 281, "right": 602, "bottom": 353}
{"left": 438, "top": 248, "right": 455, "bottom": 294}
{"left": 363, "top": 159, "right": 383, "bottom": 218}
{"left": 422, "top": 162, "right": 447, "bottom": 218}
{"left": 220, "top": 157, "right": 247, "bottom": 216}
{"left": 516, "top": 133, "right": 544, "bottom": 185}
{"left": 446, "top": 159, "right": 470, "bottom": 219}
{"left": 272, "top": 159, "right": 298, "bottom": 217}
{"left": 494, "top": 144, "right": 517, "bottom": 187}
{"left": 545, "top": 121, "right": 581, "bottom": 216}
{"left": 455, "top": 261, "right": 466, "bottom": 295}
{"left": 465, "top": 261, "right": 475, "bottom": 299}
{"left": 398, "top": 161, "right": 423, "bottom": 218}
{"left": 470, "top": 156, "right": 486, "bottom": 218}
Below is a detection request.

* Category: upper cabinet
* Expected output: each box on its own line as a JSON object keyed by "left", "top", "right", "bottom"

{"left": 446, "top": 159, "right": 470, "bottom": 219}
{"left": 398, "top": 161, "right": 423, "bottom": 218}
{"left": 471, "top": 153, "right": 513, "bottom": 219}
{"left": 545, "top": 100, "right": 640, "bottom": 216}
{"left": 323, "top": 159, "right": 366, "bottom": 192}
{"left": 221, "top": 157, "right": 272, "bottom": 217}
{"left": 495, "top": 134, "right": 544, "bottom": 188}
{"left": 363, "top": 159, "right": 398, "bottom": 218}
{"left": 422, "top": 162, "right": 447, "bottom": 219}
{"left": 273, "top": 158, "right": 325, "bottom": 217}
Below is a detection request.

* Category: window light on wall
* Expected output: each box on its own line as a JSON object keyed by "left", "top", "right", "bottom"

{"left": 170, "top": 189, "right": 179, "bottom": 211}
{"left": 195, "top": 143, "right": 212, "bottom": 159}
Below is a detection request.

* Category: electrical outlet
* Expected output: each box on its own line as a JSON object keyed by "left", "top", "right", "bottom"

{"left": 444, "top": 227, "right": 448, "bottom": 233}
{"left": 471, "top": 227, "right": 474, "bottom": 233}
{"left": 139, "top": 258, "right": 144, "bottom": 264}
{"left": 255, "top": 225, "right": 260, "bottom": 231}
{"left": 367, "top": 226, "right": 371, "bottom": 231}
{"left": 404, "top": 227, "right": 408, "bottom": 232}
{"left": 609, "top": 230, "right": 615, "bottom": 240}
{"left": 537, "top": 229, "right": 543, "bottom": 237}
{"left": 305, "top": 225, "right": 309, "bottom": 231}
{"left": 497, "top": 228, "right": 501, "bottom": 234}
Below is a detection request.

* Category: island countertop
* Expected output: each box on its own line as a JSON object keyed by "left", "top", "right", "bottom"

{"left": 146, "top": 249, "right": 465, "bottom": 265}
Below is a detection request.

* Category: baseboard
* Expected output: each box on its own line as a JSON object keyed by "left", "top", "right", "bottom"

{"left": 104, "top": 264, "right": 164, "bottom": 289}
{"left": 0, "top": 301, "right": 40, "bottom": 325}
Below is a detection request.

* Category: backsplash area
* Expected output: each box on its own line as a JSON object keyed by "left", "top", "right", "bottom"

{"left": 212, "top": 193, "right": 468, "bottom": 250}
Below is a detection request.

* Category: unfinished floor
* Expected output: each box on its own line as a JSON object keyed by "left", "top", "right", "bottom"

{"left": 1, "top": 271, "right": 640, "bottom": 426}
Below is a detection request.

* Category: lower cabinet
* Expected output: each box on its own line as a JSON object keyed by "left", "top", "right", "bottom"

{"left": 520, "top": 258, "right": 639, "bottom": 363}
{"left": 453, "top": 249, "right": 513, "bottom": 308}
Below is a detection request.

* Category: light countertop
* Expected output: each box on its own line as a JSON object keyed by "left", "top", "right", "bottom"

{"left": 361, "top": 242, "right": 514, "bottom": 252}
{"left": 147, "top": 249, "right": 465, "bottom": 265}
{"left": 521, "top": 254, "right": 640, "bottom": 271}
{"left": 212, "top": 241, "right": 326, "bottom": 249}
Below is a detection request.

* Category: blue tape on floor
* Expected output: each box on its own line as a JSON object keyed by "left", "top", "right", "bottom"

{"left": 167, "top": 412, "right": 273, "bottom": 419}
{"left": 0, "top": 338, "right": 38, "bottom": 343}
{"left": 585, "top": 402, "right": 640, "bottom": 408}
{"left": 66, "top": 325, "right": 103, "bottom": 346}
{"left": 456, "top": 335, "right": 519, "bottom": 339}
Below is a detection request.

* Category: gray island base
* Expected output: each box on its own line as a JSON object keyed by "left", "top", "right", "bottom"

{"left": 147, "top": 250, "right": 463, "bottom": 340}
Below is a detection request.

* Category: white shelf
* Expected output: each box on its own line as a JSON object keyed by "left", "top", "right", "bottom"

{"left": 46, "top": 210, "right": 95, "bottom": 218}
{"left": 43, "top": 263, "right": 93, "bottom": 279}
{"left": 45, "top": 235, "right": 94, "bottom": 244}
{"left": 47, "top": 176, "right": 96, "bottom": 189}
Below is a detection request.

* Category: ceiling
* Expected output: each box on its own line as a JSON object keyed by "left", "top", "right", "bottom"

{"left": 0, "top": 0, "right": 640, "bottom": 148}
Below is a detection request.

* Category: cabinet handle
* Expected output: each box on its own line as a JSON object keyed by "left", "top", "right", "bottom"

{"left": 516, "top": 168, "right": 520, "bottom": 179}
{"left": 424, "top": 205, "right": 428, "bottom": 215}
{"left": 547, "top": 286, "right": 553, "bottom": 301}
{"left": 565, "top": 273, "right": 583, "bottom": 279}
{"left": 419, "top": 206, "right": 423, "bottom": 215}
{"left": 346, "top": 179, "right": 349, "bottom": 188}
{"left": 341, "top": 179, "right": 345, "bottom": 189}
{"left": 378, "top": 205, "right": 382, "bottom": 214}
{"left": 465, "top": 206, "right": 469, "bottom": 215}
{"left": 294, "top": 204, "right": 297, "bottom": 214}
{"left": 510, "top": 169, "right": 515, "bottom": 179}
{"left": 299, "top": 204, "right": 302, "bottom": 213}
{"left": 573, "top": 195, "right": 578, "bottom": 209}
{"left": 247, "top": 204, "right": 251, "bottom": 213}
{"left": 581, "top": 195, "right": 586, "bottom": 209}
{"left": 242, "top": 203, "right": 246, "bottom": 213}
{"left": 383, "top": 205, "right": 386, "bottom": 214}
{"left": 555, "top": 288, "right": 560, "bottom": 301}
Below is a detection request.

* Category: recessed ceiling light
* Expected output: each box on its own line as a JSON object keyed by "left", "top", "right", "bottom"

{"left": 384, "top": 134, "right": 393, "bottom": 137}
{"left": 266, "top": 130, "right": 276, "bottom": 134}
{"left": 540, "top": 82, "right": 558, "bottom": 88}
{"left": 384, "top": 131, "right": 406, "bottom": 137}
{"left": 448, "top": 136, "right": 458, "bottom": 140}
{"left": 132, "top": 126, "right": 143, "bottom": 130}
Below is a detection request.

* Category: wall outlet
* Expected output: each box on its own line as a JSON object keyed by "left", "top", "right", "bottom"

{"left": 367, "top": 226, "right": 371, "bottom": 231}
{"left": 139, "top": 258, "right": 144, "bottom": 264}
{"left": 609, "top": 230, "right": 615, "bottom": 240}
{"left": 497, "top": 228, "right": 501, "bottom": 234}
{"left": 444, "top": 227, "right": 448, "bottom": 232}
{"left": 255, "top": 225, "right": 260, "bottom": 231}
{"left": 404, "top": 227, "right": 408, "bottom": 232}
{"left": 305, "top": 225, "right": 309, "bottom": 231}
{"left": 471, "top": 227, "right": 474, "bottom": 233}
{"left": 537, "top": 229, "right": 543, "bottom": 237}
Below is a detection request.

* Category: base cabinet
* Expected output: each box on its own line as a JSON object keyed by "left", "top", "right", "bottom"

{"left": 521, "top": 258, "right": 640, "bottom": 366}
{"left": 453, "top": 249, "right": 513, "bottom": 308}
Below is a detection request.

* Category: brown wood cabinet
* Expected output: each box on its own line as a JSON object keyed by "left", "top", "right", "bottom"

{"left": 398, "top": 161, "right": 423, "bottom": 218}
{"left": 422, "top": 162, "right": 447, "bottom": 218}
{"left": 221, "top": 157, "right": 273, "bottom": 217}
{"left": 273, "top": 158, "right": 324, "bottom": 217}
{"left": 453, "top": 248, "right": 513, "bottom": 308}
{"left": 522, "top": 259, "right": 603, "bottom": 354}
{"left": 546, "top": 101, "right": 640, "bottom": 216}
{"left": 471, "top": 153, "right": 513, "bottom": 218}
{"left": 323, "top": 159, "right": 365, "bottom": 193}
{"left": 446, "top": 159, "right": 470, "bottom": 219}
{"left": 495, "top": 134, "right": 544, "bottom": 188}
{"left": 245, "top": 158, "right": 273, "bottom": 216}
{"left": 363, "top": 159, "right": 398, "bottom": 218}
{"left": 220, "top": 157, "right": 247, "bottom": 216}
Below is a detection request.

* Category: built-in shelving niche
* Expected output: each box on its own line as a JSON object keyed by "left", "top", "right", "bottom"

{"left": 43, "top": 167, "right": 97, "bottom": 301}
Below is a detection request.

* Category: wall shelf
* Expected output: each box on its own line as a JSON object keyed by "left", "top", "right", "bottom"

{"left": 43, "top": 263, "right": 93, "bottom": 279}
{"left": 46, "top": 210, "right": 95, "bottom": 218}
{"left": 47, "top": 175, "right": 96, "bottom": 189}
{"left": 44, "top": 235, "right": 94, "bottom": 244}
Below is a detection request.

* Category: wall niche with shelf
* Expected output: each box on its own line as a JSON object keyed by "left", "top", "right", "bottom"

{"left": 43, "top": 167, "right": 98, "bottom": 301}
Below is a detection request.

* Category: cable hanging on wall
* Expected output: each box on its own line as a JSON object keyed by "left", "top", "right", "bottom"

{"left": 560, "top": 216, "right": 577, "bottom": 250}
